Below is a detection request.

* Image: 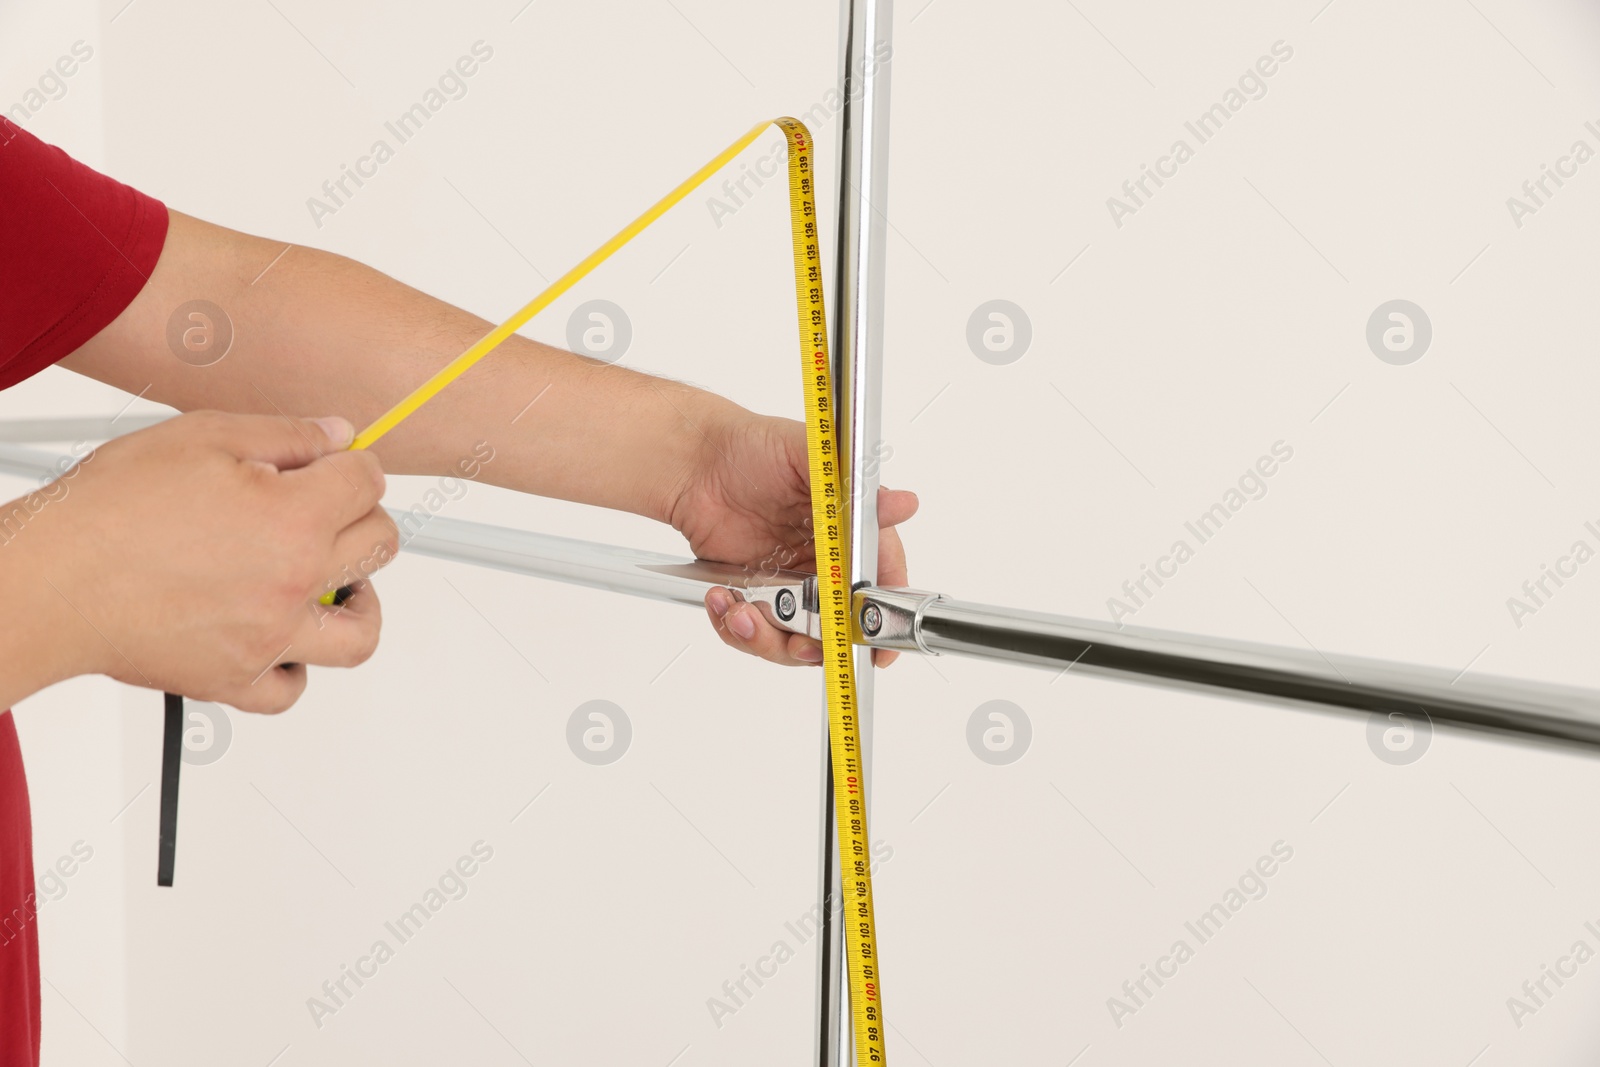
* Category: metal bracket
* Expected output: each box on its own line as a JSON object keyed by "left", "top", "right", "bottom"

{"left": 730, "top": 572, "right": 819, "bottom": 640}
{"left": 855, "top": 586, "right": 942, "bottom": 655}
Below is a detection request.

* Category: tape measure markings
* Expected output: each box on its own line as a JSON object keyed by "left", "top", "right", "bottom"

{"left": 778, "top": 116, "right": 887, "bottom": 1066}
{"left": 336, "top": 118, "right": 890, "bottom": 1066}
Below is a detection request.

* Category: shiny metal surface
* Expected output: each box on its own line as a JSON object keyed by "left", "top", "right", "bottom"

{"left": 0, "top": 415, "right": 166, "bottom": 442}
{"left": 0, "top": 434, "right": 813, "bottom": 611}
{"left": 861, "top": 585, "right": 942, "bottom": 656}
{"left": 4, "top": 434, "right": 1598, "bottom": 751}
{"left": 392, "top": 511, "right": 808, "bottom": 616}
{"left": 895, "top": 593, "right": 1600, "bottom": 749}
{"left": 0, "top": 442, "right": 85, "bottom": 481}
{"left": 820, "top": 0, "right": 895, "bottom": 1063}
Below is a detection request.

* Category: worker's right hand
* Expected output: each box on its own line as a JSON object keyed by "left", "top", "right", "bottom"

{"left": 18, "top": 411, "right": 397, "bottom": 713}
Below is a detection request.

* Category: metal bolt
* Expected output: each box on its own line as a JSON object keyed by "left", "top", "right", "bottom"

{"left": 861, "top": 603, "right": 883, "bottom": 637}
{"left": 776, "top": 588, "right": 797, "bottom": 621}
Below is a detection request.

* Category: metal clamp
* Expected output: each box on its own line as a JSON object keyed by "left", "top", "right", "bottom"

{"left": 855, "top": 586, "right": 943, "bottom": 655}
{"left": 734, "top": 571, "right": 819, "bottom": 640}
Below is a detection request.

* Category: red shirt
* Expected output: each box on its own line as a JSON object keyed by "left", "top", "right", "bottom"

{"left": 0, "top": 118, "right": 168, "bottom": 1066}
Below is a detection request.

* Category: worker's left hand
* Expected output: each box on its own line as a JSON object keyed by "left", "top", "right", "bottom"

{"left": 668, "top": 410, "right": 918, "bottom": 667}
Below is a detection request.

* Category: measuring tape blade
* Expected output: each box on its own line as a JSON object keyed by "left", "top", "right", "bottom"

{"left": 334, "top": 117, "right": 890, "bottom": 1065}
{"left": 348, "top": 120, "right": 771, "bottom": 452}
{"left": 777, "top": 116, "right": 887, "bottom": 1066}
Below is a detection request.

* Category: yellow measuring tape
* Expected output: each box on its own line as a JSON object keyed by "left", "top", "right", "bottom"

{"left": 347, "top": 119, "right": 770, "bottom": 451}
{"left": 778, "top": 118, "right": 887, "bottom": 1066}
{"left": 340, "top": 118, "right": 887, "bottom": 1064}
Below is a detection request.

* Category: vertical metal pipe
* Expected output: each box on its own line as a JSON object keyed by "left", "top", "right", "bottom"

{"left": 815, "top": 0, "right": 894, "bottom": 1063}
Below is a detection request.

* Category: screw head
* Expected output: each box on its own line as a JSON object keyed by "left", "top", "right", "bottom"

{"left": 861, "top": 603, "right": 884, "bottom": 636}
{"left": 776, "top": 588, "right": 797, "bottom": 621}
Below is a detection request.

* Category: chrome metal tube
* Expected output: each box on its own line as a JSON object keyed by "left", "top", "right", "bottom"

{"left": 390, "top": 513, "right": 769, "bottom": 608}
{"left": 820, "top": 0, "right": 894, "bottom": 1064}
{"left": 4, "top": 437, "right": 1598, "bottom": 751}
{"left": 901, "top": 595, "right": 1600, "bottom": 748}
{"left": 0, "top": 437, "right": 798, "bottom": 608}
{"left": 0, "top": 415, "right": 166, "bottom": 442}
{"left": 0, "top": 442, "right": 81, "bottom": 480}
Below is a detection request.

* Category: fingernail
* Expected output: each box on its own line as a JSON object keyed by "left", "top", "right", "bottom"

{"left": 728, "top": 607, "right": 757, "bottom": 641}
{"left": 312, "top": 417, "right": 354, "bottom": 447}
{"left": 797, "top": 644, "right": 823, "bottom": 663}
{"left": 708, "top": 588, "right": 731, "bottom": 617}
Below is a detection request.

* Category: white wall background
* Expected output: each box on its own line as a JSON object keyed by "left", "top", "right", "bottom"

{"left": 5, "top": 0, "right": 1600, "bottom": 1063}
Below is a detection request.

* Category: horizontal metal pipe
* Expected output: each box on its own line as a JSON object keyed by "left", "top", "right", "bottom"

{"left": 0, "top": 439, "right": 766, "bottom": 603}
{"left": 908, "top": 596, "right": 1600, "bottom": 749}
{"left": 0, "top": 442, "right": 81, "bottom": 481}
{"left": 394, "top": 512, "right": 775, "bottom": 609}
{"left": 0, "top": 415, "right": 167, "bottom": 443}
{"left": 0, "top": 436, "right": 798, "bottom": 613}
{"left": 3, "top": 433, "right": 1597, "bottom": 752}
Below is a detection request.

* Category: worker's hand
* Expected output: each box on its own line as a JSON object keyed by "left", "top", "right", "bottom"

{"left": 18, "top": 411, "right": 396, "bottom": 713}
{"left": 670, "top": 411, "right": 917, "bottom": 668}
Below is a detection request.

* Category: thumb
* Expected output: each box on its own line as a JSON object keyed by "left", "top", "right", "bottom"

{"left": 877, "top": 486, "right": 919, "bottom": 527}
{"left": 219, "top": 414, "right": 355, "bottom": 472}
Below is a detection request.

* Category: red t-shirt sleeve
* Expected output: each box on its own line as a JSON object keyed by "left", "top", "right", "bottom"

{"left": 0, "top": 117, "right": 169, "bottom": 388}
{"left": 0, "top": 712, "right": 39, "bottom": 1067}
{"left": 0, "top": 119, "right": 167, "bottom": 1067}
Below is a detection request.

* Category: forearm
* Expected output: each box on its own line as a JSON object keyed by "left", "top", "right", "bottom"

{"left": 63, "top": 210, "right": 738, "bottom": 522}
{"left": 0, "top": 508, "right": 92, "bottom": 708}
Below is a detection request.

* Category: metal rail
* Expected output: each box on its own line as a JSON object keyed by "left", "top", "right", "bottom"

{"left": 821, "top": 0, "right": 894, "bottom": 1063}
{"left": 5, "top": 433, "right": 1598, "bottom": 752}
{"left": 865, "top": 589, "right": 1600, "bottom": 749}
{"left": 377, "top": 519, "right": 1600, "bottom": 750}
{"left": 383, "top": 528, "right": 1600, "bottom": 750}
